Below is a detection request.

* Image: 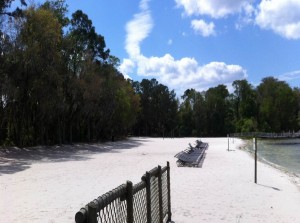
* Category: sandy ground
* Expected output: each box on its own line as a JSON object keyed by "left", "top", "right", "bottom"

{"left": 0, "top": 137, "right": 300, "bottom": 223}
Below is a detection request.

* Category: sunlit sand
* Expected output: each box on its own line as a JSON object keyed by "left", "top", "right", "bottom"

{"left": 1, "top": 137, "right": 299, "bottom": 222}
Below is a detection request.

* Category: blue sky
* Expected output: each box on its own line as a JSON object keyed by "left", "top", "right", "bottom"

{"left": 18, "top": 0, "right": 300, "bottom": 95}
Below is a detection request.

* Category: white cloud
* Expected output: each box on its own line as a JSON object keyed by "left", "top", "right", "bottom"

{"left": 175, "top": 0, "right": 254, "bottom": 19}
{"left": 136, "top": 55, "right": 247, "bottom": 92}
{"left": 119, "top": 0, "right": 247, "bottom": 95}
{"left": 175, "top": 0, "right": 300, "bottom": 39}
{"left": 255, "top": 0, "right": 300, "bottom": 39}
{"left": 139, "top": 0, "right": 151, "bottom": 11}
{"left": 191, "top": 19, "right": 216, "bottom": 37}
{"left": 125, "top": 0, "right": 153, "bottom": 58}
{"left": 278, "top": 70, "right": 300, "bottom": 81}
{"left": 175, "top": 0, "right": 256, "bottom": 38}
{"left": 119, "top": 59, "right": 135, "bottom": 79}
{"left": 235, "top": 3, "right": 255, "bottom": 30}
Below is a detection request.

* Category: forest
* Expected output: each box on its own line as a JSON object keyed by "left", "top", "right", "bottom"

{"left": 1, "top": 0, "right": 300, "bottom": 147}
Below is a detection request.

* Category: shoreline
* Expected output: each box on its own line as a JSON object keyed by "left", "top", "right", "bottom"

{"left": 238, "top": 139, "right": 300, "bottom": 191}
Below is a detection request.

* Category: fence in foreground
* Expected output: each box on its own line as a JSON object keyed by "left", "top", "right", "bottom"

{"left": 75, "top": 162, "right": 172, "bottom": 223}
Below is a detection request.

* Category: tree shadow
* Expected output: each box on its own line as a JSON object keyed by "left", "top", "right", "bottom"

{"left": 0, "top": 139, "right": 142, "bottom": 175}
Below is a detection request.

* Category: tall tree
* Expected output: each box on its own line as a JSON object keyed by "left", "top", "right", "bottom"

{"left": 178, "top": 89, "right": 200, "bottom": 136}
{"left": 62, "top": 9, "right": 110, "bottom": 142}
{"left": 205, "top": 85, "right": 230, "bottom": 136}
{"left": 133, "top": 79, "right": 178, "bottom": 137}
{"left": 232, "top": 79, "right": 257, "bottom": 132}
{"left": 2, "top": 5, "right": 64, "bottom": 146}
{"left": 67, "top": 10, "right": 109, "bottom": 77}
{"left": 193, "top": 91, "right": 207, "bottom": 136}
{"left": 257, "top": 77, "right": 298, "bottom": 132}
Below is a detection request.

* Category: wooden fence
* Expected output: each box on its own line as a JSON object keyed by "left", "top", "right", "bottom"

{"left": 75, "top": 162, "right": 172, "bottom": 223}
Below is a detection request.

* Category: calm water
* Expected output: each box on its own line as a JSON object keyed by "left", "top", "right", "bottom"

{"left": 246, "top": 138, "right": 300, "bottom": 176}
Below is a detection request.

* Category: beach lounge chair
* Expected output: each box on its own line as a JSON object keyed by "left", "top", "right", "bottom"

{"left": 174, "top": 142, "right": 208, "bottom": 167}
{"left": 195, "top": 140, "right": 209, "bottom": 149}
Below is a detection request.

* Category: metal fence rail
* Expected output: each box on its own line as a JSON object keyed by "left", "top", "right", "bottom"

{"left": 230, "top": 132, "right": 300, "bottom": 138}
{"left": 75, "top": 162, "right": 172, "bottom": 223}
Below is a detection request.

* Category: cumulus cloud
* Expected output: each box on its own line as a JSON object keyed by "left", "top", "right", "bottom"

{"left": 191, "top": 19, "right": 216, "bottom": 37}
{"left": 136, "top": 55, "right": 247, "bottom": 92}
{"left": 175, "top": 0, "right": 256, "bottom": 37}
{"left": 119, "top": 0, "right": 247, "bottom": 95}
{"left": 175, "top": 0, "right": 254, "bottom": 19}
{"left": 175, "top": 0, "right": 300, "bottom": 39}
{"left": 255, "top": 0, "right": 300, "bottom": 39}
{"left": 119, "top": 58, "right": 135, "bottom": 79}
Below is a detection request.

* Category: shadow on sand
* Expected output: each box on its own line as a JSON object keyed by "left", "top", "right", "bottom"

{"left": 198, "top": 152, "right": 207, "bottom": 168}
{"left": 257, "top": 183, "right": 281, "bottom": 191}
{"left": 0, "top": 139, "right": 142, "bottom": 175}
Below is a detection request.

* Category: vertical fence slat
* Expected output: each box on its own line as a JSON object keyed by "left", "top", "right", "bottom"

{"left": 126, "top": 181, "right": 134, "bottom": 223}
{"left": 167, "top": 161, "right": 172, "bottom": 221}
{"left": 254, "top": 137, "right": 257, "bottom": 184}
{"left": 88, "top": 201, "right": 98, "bottom": 223}
{"left": 145, "top": 171, "right": 152, "bottom": 223}
{"left": 158, "top": 165, "right": 163, "bottom": 223}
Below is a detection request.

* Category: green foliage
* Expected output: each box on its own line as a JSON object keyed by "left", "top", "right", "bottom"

{"left": 178, "top": 89, "right": 202, "bottom": 136}
{"left": 40, "top": 0, "right": 69, "bottom": 27}
{"left": 257, "top": 77, "right": 298, "bottom": 132}
{"left": 0, "top": 3, "right": 141, "bottom": 146}
{"left": 232, "top": 79, "right": 257, "bottom": 119}
{"left": 175, "top": 79, "right": 299, "bottom": 137}
{"left": 131, "top": 79, "right": 178, "bottom": 137}
{"left": 1, "top": 1, "right": 299, "bottom": 147}
{"left": 236, "top": 118, "right": 257, "bottom": 132}
{"left": 205, "top": 85, "right": 230, "bottom": 136}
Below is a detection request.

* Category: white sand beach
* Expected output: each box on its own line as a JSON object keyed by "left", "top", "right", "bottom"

{"left": 0, "top": 137, "right": 300, "bottom": 223}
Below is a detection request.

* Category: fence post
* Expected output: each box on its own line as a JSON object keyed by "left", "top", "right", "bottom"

{"left": 126, "top": 181, "right": 134, "bottom": 223}
{"left": 167, "top": 161, "right": 172, "bottom": 221}
{"left": 75, "top": 206, "right": 88, "bottom": 223}
{"left": 158, "top": 165, "right": 163, "bottom": 223}
{"left": 227, "top": 134, "right": 229, "bottom": 151}
{"left": 254, "top": 137, "right": 257, "bottom": 184}
{"left": 88, "top": 201, "right": 98, "bottom": 223}
{"left": 145, "top": 171, "right": 152, "bottom": 223}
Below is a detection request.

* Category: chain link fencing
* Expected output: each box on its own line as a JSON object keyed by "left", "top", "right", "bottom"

{"left": 75, "top": 162, "right": 171, "bottom": 223}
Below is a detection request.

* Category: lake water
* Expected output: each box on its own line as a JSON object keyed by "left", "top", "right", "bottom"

{"left": 245, "top": 138, "right": 300, "bottom": 176}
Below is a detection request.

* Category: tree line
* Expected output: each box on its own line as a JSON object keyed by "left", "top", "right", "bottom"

{"left": 1, "top": 0, "right": 140, "bottom": 146}
{"left": 130, "top": 78, "right": 299, "bottom": 138}
{"left": 1, "top": 1, "right": 299, "bottom": 147}
{"left": 175, "top": 78, "right": 299, "bottom": 137}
